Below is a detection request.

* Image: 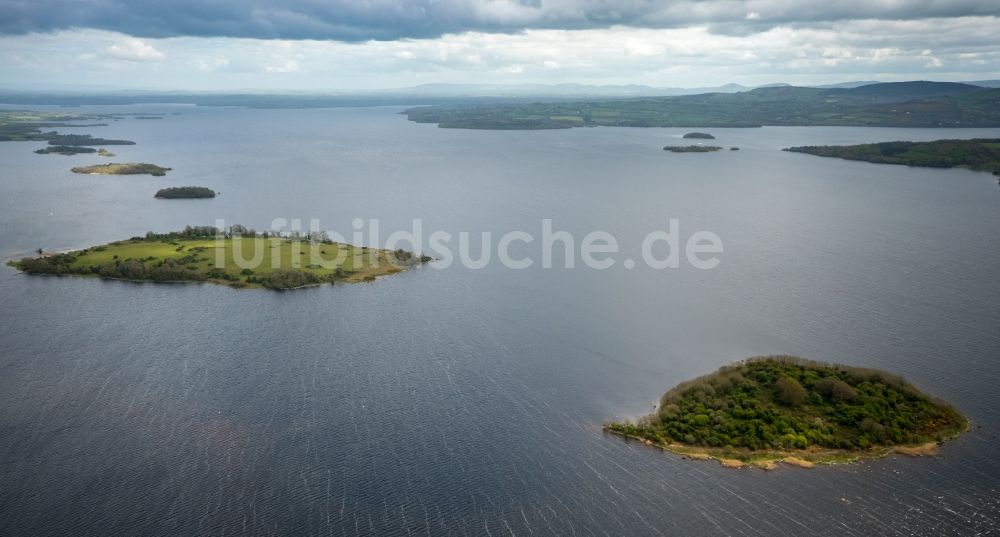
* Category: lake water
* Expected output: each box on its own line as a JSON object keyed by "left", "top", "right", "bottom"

{"left": 1, "top": 106, "right": 999, "bottom": 536}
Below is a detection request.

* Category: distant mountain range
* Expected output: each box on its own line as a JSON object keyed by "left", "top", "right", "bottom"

{"left": 1, "top": 79, "right": 998, "bottom": 108}
{"left": 3, "top": 79, "right": 999, "bottom": 102}
{"left": 339, "top": 79, "right": 998, "bottom": 97}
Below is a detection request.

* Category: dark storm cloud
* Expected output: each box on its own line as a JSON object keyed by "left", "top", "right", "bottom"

{"left": 1, "top": 0, "right": 998, "bottom": 41}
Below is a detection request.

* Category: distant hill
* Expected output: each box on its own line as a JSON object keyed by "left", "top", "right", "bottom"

{"left": 836, "top": 81, "right": 983, "bottom": 100}
{"left": 810, "top": 81, "right": 881, "bottom": 89}
{"left": 372, "top": 82, "right": 760, "bottom": 97}
{"left": 404, "top": 82, "right": 1000, "bottom": 129}
{"left": 965, "top": 80, "right": 1000, "bottom": 88}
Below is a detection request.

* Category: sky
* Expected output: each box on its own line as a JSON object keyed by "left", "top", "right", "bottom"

{"left": 0, "top": 0, "right": 998, "bottom": 91}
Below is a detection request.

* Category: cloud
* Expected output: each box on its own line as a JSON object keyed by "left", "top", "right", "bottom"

{"left": 0, "top": 0, "right": 998, "bottom": 41}
{"left": 105, "top": 37, "right": 164, "bottom": 61}
{"left": 195, "top": 57, "right": 230, "bottom": 72}
{"left": 265, "top": 59, "right": 300, "bottom": 73}
{"left": 1, "top": 18, "right": 998, "bottom": 91}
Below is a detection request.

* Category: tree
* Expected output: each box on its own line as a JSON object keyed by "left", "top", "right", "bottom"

{"left": 775, "top": 377, "right": 807, "bottom": 406}
{"left": 816, "top": 378, "right": 858, "bottom": 402}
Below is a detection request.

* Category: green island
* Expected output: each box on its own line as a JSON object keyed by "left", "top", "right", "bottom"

{"left": 8, "top": 226, "right": 432, "bottom": 289}
{"left": 785, "top": 138, "right": 1000, "bottom": 175}
{"left": 155, "top": 186, "right": 216, "bottom": 199}
{"left": 605, "top": 356, "right": 967, "bottom": 469}
{"left": 98, "top": 148, "right": 114, "bottom": 157}
{"left": 664, "top": 145, "right": 722, "bottom": 153}
{"left": 71, "top": 163, "right": 172, "bottom": 176}
{"left": 404, "top": 82, "right": 1000, "bottom": 129}
{"left": 683, "top": 132, "right": 715, "bottom": 139}
{"left": 34, "top": 145, "right": 97, "bottom": 155}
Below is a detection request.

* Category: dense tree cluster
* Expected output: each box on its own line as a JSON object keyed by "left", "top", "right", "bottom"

{"left": 662, "top": 145, "right": 722, "bottom": 152}
{"left": 14, "top": 253, "right": 207, "bottom": 282}
{"left": 34, "top": 145, "right": 97, "bottom": 155}
{"left": 257, "top": 268, "right": 322, "bottom": 289}
{"left": 154, "top": 186, "right": 216, "bottom": 199}
{"left": 608, "top": 356, "right": 966, "bottom": 452}
{"left": 45, "top": 134, "right": 135, "bottom": 146}
{"left": 785, "top": 138, "right": 1000, "bottom": 173}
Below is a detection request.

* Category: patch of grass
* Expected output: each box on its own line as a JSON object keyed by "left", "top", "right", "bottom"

{"left": 71, "top": 163, "right": 172, "bottom": 176}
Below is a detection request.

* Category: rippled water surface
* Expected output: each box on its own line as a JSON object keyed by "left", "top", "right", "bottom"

{"left": 1, "top": 106, "right": 999, "bottom": 535}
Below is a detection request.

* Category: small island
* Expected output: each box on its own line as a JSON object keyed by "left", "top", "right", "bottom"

{"left": 98, "top": 148, "right": 114, "bottom": 157}
{"left": 155, "top": 186, "right": 216, "bottom": 199}
{"left": 784, "top": 138, "right": 1000, "bottom": 175}
{"left": 605, "top": 356, "right": 967, "bottom": 469}
{"left": 683, "top": 132, "right": 715, "bottom": 139}
{"left": 35, "top": 145, "right": 97, "bottom": 155}
{"left": 663, "top": 145, "right": 722, "bottom": 153}
{"left": 71, "top": 163, "right": 172, "bottom": 176}
{"left": 8, "top": 226, "right": 432, "bottom": 289}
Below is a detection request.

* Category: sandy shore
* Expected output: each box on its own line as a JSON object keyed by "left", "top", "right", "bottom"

{"left": 604, "top": 428, "right": 952, "bottom": 470}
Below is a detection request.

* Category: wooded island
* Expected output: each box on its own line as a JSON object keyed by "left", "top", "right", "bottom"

{"left": 606, "top": 356, "right": 967, "bottom": 469}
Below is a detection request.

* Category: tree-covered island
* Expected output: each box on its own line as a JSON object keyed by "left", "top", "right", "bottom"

{"left": 683, "top": 132, "right": 715, "bottom": 139}
{"left": 605, "top": 356, "right": 967, "bottom": 469}
{"left": 663, "top": 145, "right": 722, "bottom": 153}
{"left": 71, "top": 163, "right": 172, "bottom": 176}
{"left": 34, "top": 145, "right": 98, "bottom": 155}
{"left": 785, "top": 138, "right": 1000, "bottom": 175}
{"left": 154, "top": 186, "right": 216, "bottom": 199}
{"left": 8, "top": 226, "right": 432, "bottom": 289}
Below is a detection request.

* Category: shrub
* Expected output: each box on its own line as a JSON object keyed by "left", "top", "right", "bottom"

{"left": 816, "top": 378, "right": 858, "bottom": 402}
{"left": 774, "top": 376, "right": 807, "bottom": 406}
{"left": 263, "top": 269, "right": 321, "bottom": 289}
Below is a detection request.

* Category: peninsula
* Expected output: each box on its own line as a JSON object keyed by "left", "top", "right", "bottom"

{"left": 0, "top": 110, "right": 136, "bottom": 145}
{"left": 785, "top": 138, "right": 1000, "bottom": 175}
{"left": 71, "top": 163, "right": 172, "bottom": 176}
{"left": 605, "top": 356, "right": 967, "bottom": 469}
{"left": 8, "top": 226, "right": 432, "bottom": 289}
{"left": 45, "top": 134, "right": 135, "bottom": 146}
{"left": 155, "top": 186, "right": 216, "bottom": 199}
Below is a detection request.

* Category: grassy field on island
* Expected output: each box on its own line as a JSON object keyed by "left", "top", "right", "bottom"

{"left": 10, "top": 232, "right": 429, "bottom": 289}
